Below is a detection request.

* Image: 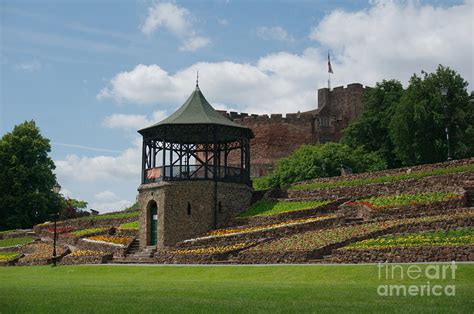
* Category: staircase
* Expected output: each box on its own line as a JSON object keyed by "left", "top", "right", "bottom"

{"left": 111, "top": 240, "right": 157, "bottom": 264}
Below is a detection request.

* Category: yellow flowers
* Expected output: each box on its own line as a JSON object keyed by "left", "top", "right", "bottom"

{"left": 207, "top": 215, "right": 336, "bottom": 237}
{"left": 85, "top": 236, "right": 133, "bottom": 245}
{"left": 70, "top": 250, "right": 106, "bottom": 257}
{"left": 172, "top": 243, "right": 250, "bottom": 255}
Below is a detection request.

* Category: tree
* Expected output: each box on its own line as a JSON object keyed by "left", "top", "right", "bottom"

{"left": 342, "top": 80, "right": 404, "bottom": 168}
{"left": 59, "top": 198, "right": 90, "bottom": 220}
{"left": 0, "top": 121, "right": 62, "bottom": 230}
{"left": 266, "top": 143, "right": 387, "bottom": 188}
{"left": 389, "top": 65, "right": 474, "bottom": 165}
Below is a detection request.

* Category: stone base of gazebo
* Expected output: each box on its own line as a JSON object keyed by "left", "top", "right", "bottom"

{"left": 137, "top": 181, "right": 253, "bottom": 249}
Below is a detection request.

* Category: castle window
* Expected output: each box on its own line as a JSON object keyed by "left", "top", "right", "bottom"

{"left": 218, "top": 201, "right": 223, "bottom": 213}
{"left": 187, "top": 202, "right": 191, "bottom": 215}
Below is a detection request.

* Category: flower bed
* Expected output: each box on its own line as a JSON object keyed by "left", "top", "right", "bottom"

{"left": 77, "top": 236, "right": 134, "bottom": 257}
{"left": 85, "top": 236, "right": 133, "bottom": 246}
{"left": 346, "top": 227, "right": 474, "bottom": 249}
{"left": 0, "top": 252, "right": 23, "bottom": 266}
{"left": 347, "top": 192, "right": 462, "bottom": 210}
{"left": 61, "top": 250, "right": 113, "bottom": 265}
{"left": 207, "top": 215, "right": 336, "bottom": 238}
{"left": 238, "top": 211, "right": 474, "bottom": 262}
{"left": 17, "top": 242, "right": 69, "bottom": 266}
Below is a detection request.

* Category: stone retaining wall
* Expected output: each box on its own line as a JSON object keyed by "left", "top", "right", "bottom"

{"left": 293, "top": 157, "right": 473, "bottom": 186}
{"left": 235, "top": 213, "right": 473, "bottom": 264}
{"left": 287, "top": 172, "right": 473, "bottom": 200}
{"left": 326, "top": 245, "right": 473, "bottom": 263}
{"left": 175, "top": 217, "right": 338, "bottom": 249}
{"left": 76, "top": 239, "right": 133, "bottom": 257}
{"left": 61, "top": 253, "right": 113, "bottom": 265}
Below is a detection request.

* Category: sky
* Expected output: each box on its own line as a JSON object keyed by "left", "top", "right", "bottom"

{"left": 1, "top": 0, "right": 473, "bottom": 213}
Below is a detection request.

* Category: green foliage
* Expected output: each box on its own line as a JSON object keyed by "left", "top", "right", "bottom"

{"left": 252, "top": 177, "right": 273, "bottom": 191}
{"left": 347, "top": 228, "right": 474, "bottom": 249}
{"left": 0, "top": 237, "right": 35, "bottom": 248}
{"left": 291, "top": 163, "right": 474, "bottom": 190}
{"left": 390, "top": 65, "right": 474, "bottom": 165}
{"left": 70, "top": 227, "right": 108, "bottom": 237}
{"left": 264, "top": 143, "right": 386, "bottom": 188}
{"left": 118, "top": 221, "right": 139, "bottom": 230}
{"left": 342, "top": 80, "right": 404, "bottom": 168}
{"left": 239, "top": 200, "right": 330, "bottom": 217}
{"left": 357, "top": 192, "right": 460, "bottom": 209}
{"left": 0, "top": 252, "right": 20, "bottom": 261}
{"left": 0, "top": 121, "right": 62, "bottom": 230}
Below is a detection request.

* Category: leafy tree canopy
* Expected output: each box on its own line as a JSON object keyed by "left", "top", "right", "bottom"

{"left": 0, "top": 121, "right": 62, "bottom": 230}
{"left": 254, "top": 143, "right": 387, "bottom": 189}
{"left": 390, "top": 65, "right": 474, "bottom": 165}
{"left": 342, "top": 80, "right": 404, "bottom": 168}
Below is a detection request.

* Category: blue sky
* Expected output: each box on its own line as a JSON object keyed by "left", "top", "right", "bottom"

{"left": 1, "top": 0, "right": 472, "bottom": 212}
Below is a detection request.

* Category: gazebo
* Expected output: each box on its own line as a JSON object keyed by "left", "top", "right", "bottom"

{"left": 137, "top": 82, "right": 254, "bottom": 248}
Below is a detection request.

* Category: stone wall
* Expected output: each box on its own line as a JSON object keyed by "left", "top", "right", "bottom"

{"left": 293, "top": 157, "right": 474, "bottom": 187}
{"left": 138, "top": 181, "right": 253, "bottom": 248}
{"left": 327, "top": 245, "right": 473, "bottom": 263}
{"left": 287, "top": 171, "right": 474, "bottom": 200}
{"left": 220, "top": 83, "right": 367, "bottom": 177}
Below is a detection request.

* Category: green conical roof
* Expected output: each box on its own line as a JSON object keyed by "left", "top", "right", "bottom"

{"left": 140, "top": 85, "right": 246, "bottom": 131}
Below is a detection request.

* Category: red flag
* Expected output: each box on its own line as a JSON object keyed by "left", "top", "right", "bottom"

{"left": 328, "top": 52, "right": 334, "bottom": 74}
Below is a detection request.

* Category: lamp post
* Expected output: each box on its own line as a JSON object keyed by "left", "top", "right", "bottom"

{"left": 51, "top": 182, "right": 61, "bottom": 267}
{"left": 440, "top": 87, "right": 452, "bottom": 161}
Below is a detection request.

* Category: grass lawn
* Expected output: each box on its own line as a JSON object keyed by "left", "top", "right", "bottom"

{"left": 0, "top": 236, "right": 35, "bottom": 248}
{"left": 0, "top": 264, "right": 472, "bottom": 313}
{"left": 239, "top": 199, "right": 330, "bottom": 217}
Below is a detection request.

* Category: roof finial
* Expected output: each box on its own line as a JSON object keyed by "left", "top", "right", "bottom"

{"left": 196, "top": 70, "right": 199, "bottom": 89}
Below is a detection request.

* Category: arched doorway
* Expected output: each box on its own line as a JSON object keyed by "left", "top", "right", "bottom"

{"left": 148, "top": 201, "right": 158, "bottom": 246}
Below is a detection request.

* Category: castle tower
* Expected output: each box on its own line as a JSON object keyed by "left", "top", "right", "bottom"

{"left": 137, "top": 84, "right": 254, "bottom": 248}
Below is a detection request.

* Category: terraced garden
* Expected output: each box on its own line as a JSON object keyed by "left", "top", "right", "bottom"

{"left": 0, "top": 158, "right": 472, "bottom": 266}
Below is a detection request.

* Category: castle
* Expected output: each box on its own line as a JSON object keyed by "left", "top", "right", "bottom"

{"left": 218, "top": 83, "right": 368, "bottom": 177}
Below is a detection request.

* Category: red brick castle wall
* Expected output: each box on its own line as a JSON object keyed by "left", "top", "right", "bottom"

{"left": 220, "top": 83, "right": 367, "bottom": 177}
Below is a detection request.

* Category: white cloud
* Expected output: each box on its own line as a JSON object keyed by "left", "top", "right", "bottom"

{"left": 141, "top": 1, "right": 210, "bottom": 51}
{"left": 179, "top": 36, "right": 211, "bottom": 52}
{"left": 91, "top": 190, "right": 132, "bottom": 213}
{"left": 103, "top": 111, "right": 167, "bottom": 131}
{"left": 16, "top": 60, "right": 41, "bottom": 72}
{"left": 309, "top": 0, "right": 473, "bottom": 86}
{"left": 55, "top": 138, "right": 141, "bottom": 182}
{"left": 256, "top": 26, "right": 294, "bottom": 42}
{"left": 101, "top": 1, "right": 472, "bottom": 113}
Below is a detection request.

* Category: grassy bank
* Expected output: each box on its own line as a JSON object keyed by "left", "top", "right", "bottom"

{"left": 0, "top": 264, "right": 473, "bottom": 313}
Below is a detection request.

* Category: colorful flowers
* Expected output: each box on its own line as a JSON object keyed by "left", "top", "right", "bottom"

{"left": 346, "top": 227, "right": 474, "bottom": 249}
{"left": 246, "top": 211, "right": 474, "bottom": 253}
{"left": 206, "top": 215, "right": 336, "bottom": 237}
{"left": 70, "top": 250, "right": 107, "bottom": 257}
{"left": 47, "top": 227, "right": 72, "bottom": 234}
{"left": 172, "top": 243, "right": 251, "bottom": 255}
{"left": 84, "top": 235, "right": 133, "bottom": 246}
